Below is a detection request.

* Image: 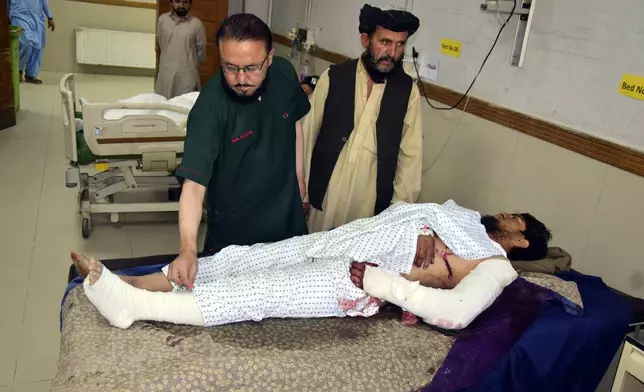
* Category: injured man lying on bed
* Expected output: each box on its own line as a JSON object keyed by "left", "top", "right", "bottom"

{"left": 71, "top": 200, "right": 552, "bottom": 331}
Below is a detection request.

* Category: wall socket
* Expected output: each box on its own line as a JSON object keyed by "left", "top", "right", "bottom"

{"left": 402, "top": 54, "right": 439, "bottom": 82}
{"left": 419, "top": 54, "right": 439, "bottom": 81}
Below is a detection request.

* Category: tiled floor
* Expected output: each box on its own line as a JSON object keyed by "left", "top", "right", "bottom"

{"left": 0, "top": 72, "right": 202, "bottom": 391}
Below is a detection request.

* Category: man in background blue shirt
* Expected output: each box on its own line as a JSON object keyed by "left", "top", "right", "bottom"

{"left": 8, "top": 0, "right": 55, "bottom": 84}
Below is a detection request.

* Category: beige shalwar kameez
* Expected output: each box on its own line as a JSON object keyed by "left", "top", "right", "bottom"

{"left": 155, "top": 13, "right": 207, "bottom": 99}
{"left": 302, "top": 60, "right": 423, "bottom": 233}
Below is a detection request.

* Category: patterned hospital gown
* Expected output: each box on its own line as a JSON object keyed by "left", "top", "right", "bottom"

{"left": 162, "top": 200, "right": 506, "bottom": 327}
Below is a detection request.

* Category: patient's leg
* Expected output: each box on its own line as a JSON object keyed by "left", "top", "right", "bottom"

{"left": 84, "top": 258, "right": 204, "bottom": 329}
{"left": 85, "top": 253, "right": 350, "bottom": 329}
{"left": 75, "top": 232, "right": 323, "bottom": 292}
{"left": 194, "top": 232, "right": 324, "bottom": 280}
{"left": 72, "top": 251, "right": 173, "bottom": 292}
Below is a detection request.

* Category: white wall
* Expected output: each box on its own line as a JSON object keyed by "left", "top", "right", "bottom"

{"left": 41, "top": 0, "right": 156, "bottom": 74}
{"left": 271, "top": 0, "right": 644, "bottom": 152}
{"left": 269, "top": 0, "right": 308, "bottom": 34}
{"left": 228, "top": 0, "right": 243, "bottom": 15}
{"left": 243, "top": 0, "right": 270, "bottom": 23}
{"left": 309, "top": 0, "right": 406, "bottom": 55}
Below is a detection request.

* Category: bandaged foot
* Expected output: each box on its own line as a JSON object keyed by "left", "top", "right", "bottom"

{"left": 83, "top": 258, "right": 138, "bottom": 328}
{"left": 83, "top": 258, "right": 204, "bottom": 329}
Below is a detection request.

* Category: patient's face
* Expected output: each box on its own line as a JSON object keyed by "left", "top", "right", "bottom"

{"left": 219, "top": 39, "right": 273, "bottom": 97}
{"left": 495, "top": 213, "right": 526, "bottom": 233}
{"left": 482, "top": 213, "right": 526, "bottom": 234}
{"left": 482, "top": 213, "right": 528, "bottom": 250}
{"left": 361, "top": 27, "right": 408, "bottom": 73}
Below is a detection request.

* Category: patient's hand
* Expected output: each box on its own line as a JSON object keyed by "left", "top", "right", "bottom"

{"left": 414, "top": 235, "right": 436, "bottom": 270}
{"left": 350, "top": 261, "right": 378, "bottom": 289}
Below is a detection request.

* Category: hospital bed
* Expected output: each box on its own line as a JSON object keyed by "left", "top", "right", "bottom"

{"left": 59, "top": 73, "right": 189, "bottom": 239}
{"left": 53, "top": 249, "right": 637, "bottom": 392}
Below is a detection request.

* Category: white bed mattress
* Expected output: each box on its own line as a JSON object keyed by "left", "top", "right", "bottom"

{"left": 80, "top": 92, "right": 199, "bottom": 125}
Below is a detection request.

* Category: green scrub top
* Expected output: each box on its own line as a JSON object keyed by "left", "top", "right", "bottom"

{"left": 175, "top": 56, "right": 311, "bottom": 253}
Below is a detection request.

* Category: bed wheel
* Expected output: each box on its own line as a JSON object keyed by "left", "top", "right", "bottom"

{"left": 82, "top": 218, "right": 91, "bottom": 239}
{"left": 79, "top": 188, "right": 89, "bottom": 214}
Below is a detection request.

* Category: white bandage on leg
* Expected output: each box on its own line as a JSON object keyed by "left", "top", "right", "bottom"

{"left": 362, "top": 258, "right": 518, "bottom": 330}
{"left": 83, "top": 267, "right": 204, "bottom": 329}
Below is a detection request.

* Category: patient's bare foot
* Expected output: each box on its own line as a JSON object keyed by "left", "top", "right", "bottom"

{"left": 87, "top": 257, "right": 103, "bottom": 286}
{"left": 71, "top": 251, "right": 91, "bottom": 277}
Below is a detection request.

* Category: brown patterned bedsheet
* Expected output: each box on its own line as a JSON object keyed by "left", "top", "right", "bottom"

{"left": 52, "top": 273, "right": 583, "bottom": 392}
{"left": 520, "top": 272, "right": 584, "bottom": 310}
{"left": 52, "top": 286, "right": 455, "bottom": 392}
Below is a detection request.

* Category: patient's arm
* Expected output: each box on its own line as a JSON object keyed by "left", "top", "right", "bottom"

{"left": 362, "top": 257, "right": 518, "bottom": 330}
{"left": 404, "top": 236, "right": 475, "bottom": 290}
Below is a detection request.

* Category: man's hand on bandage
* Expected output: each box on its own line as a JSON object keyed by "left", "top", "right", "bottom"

{"left": 414, "top": 234, "right": 436, "bottom": 270}
{"left": 168, "top": 251, "right": 198, "bottom": 290}
{"left": 350, "top": 261, "right": 379, "bottom": 289}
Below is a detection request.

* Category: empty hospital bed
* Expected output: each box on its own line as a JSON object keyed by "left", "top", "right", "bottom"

{"left": 59, "top": 73, "right": 190, "bottom": 238}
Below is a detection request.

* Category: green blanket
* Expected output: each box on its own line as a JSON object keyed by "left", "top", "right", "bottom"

{"left": 74, "top": 112, "right": 98, "bottom": 165}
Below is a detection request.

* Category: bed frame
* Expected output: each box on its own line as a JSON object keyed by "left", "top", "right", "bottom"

{"left": 59, "top": 74, "right": 191, "bottom": 239}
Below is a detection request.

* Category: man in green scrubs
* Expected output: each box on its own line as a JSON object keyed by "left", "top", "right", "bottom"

{"left": 167, "top": 14, "right": 311, "bottom": 289}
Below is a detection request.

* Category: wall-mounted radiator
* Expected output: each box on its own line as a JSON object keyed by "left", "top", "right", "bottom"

{"left": 75, "top": 27, "right": 155, "bottom": 70}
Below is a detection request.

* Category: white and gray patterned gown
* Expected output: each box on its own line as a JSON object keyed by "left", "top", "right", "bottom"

{"left": 162, "top": 200, "right": 506, "bottom": 327}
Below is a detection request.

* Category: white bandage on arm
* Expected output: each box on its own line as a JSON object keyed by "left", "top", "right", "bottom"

{"left": 362, "top": 258, "right": 518, "bottom": 330}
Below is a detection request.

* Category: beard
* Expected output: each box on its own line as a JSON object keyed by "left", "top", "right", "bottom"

{"left": 174, "top": 7, "right": 188, "bottom": 17}
{"left": 222, "top": 73, "right": 269, "bottom": 103}
{"left": 361, "top": 43, "right": 403, "bottom": 83}
{"left": 231, "top": 84, "right": 257, "bottom": 96}
{"left": 481, "top": 215, "right": 501, "bottom": 234}
{"left": 366, "top": 43, "right": 402, "bottom": 73}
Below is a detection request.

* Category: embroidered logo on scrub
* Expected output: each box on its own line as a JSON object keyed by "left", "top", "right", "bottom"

{"left": 232, "top": 130, "right": 254, "bottom": 143}
{"left": 282, "top": 112, "right": 289, "bottom": 118}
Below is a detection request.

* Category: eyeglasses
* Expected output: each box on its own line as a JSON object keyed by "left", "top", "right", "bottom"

{"left": 221, "top": 54, "right": 269, "bottom": 75}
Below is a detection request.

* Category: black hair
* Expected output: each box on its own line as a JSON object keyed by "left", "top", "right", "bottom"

{"left": 216, "top": 13, "right": 272, "bottom": 52}
{"left": 507, "top": 213, "right": 552, "bottom": 261}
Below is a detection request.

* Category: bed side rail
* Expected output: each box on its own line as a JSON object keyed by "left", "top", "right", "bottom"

{"left": 82, "top": 102, "right": 190, "bottom": 158}
{"left": 59, "top": 73, "right": 78, "bottom": 163}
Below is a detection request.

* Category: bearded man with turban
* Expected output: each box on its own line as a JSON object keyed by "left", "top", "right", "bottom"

{"left": 302, "top": 4, "right": 423, "bottom": 232}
